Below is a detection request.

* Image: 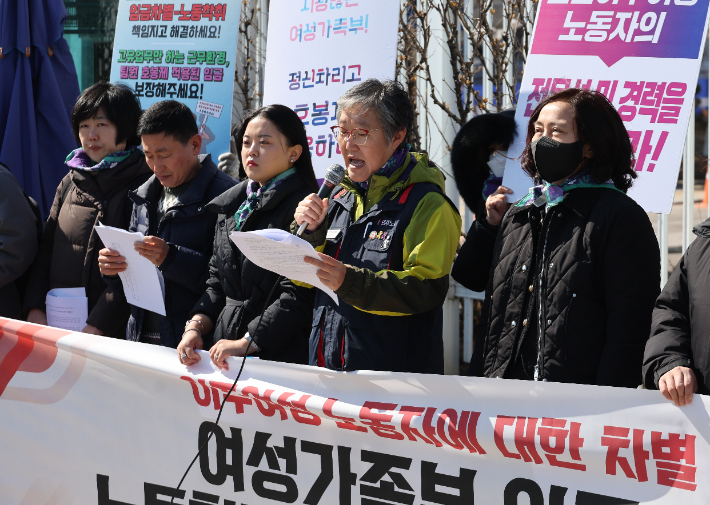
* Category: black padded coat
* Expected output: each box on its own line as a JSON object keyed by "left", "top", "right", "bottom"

{"left": 479, "top": 187, "right": 660, "bottom": 387}
{"left": 643, "top": 218, "right": 710, "bottom": 394}
{"left": 190, "top": 175, "right": 315, "bottom": 364}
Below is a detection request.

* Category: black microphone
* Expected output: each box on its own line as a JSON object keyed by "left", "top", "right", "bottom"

{"left": 297, "top": 164, "right": 345, "bottom": 237}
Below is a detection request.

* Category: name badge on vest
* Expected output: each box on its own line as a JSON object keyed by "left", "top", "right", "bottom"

{"left": 326, "top": 229, "right": 341, "bottom": 240}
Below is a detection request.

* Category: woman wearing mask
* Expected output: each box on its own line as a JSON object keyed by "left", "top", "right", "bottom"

{"left": 24, "top": 82, "right": 151, "bottom": 337}
{"left": 451, "top": 109, "right": 518, "bottom": 293}
{"left": 450, "top": 110, "right": 518, "bottom": 376}
{"left": 177, "top": 105, "right": 318, "bottom": 369}
{"left": 477, "top": 88, "right": 659, "bottom": 387}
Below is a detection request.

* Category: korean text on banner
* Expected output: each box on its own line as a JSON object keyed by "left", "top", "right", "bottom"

{"left": 502, "top": 0, "right": 710, "bottom": 214}
{"left": 262, "top": 0, "right": 400, "bottom": 179}
{"left": 2, "top": 317, "right": 710, "bottom": 503}
{"left": 109, "top": 0, "right": 240, "bottom": 159}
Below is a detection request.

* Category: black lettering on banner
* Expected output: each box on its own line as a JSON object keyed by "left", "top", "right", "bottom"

{"left": 145, "top": 482, "right": 187, "bottom": 505}
{"left": 549, "top": 485, "right": 568, "bottom": 505}
{"left": 97, "top": 474, "right": 139, "bottom": 505}
{"left": 360, "top": 450, "right": 415, "bottom": 505}
{"left": 190, "top": 490, "right": 221, "bottom": 504}
{"left": 502, "top": 479, "right": 639, "bottom": 505}
{"left": 420, "top": 461, "right": 476, "bottom": 505}
{"left": 97, "top": 475, "right": 189, "bottom": 505}
{"left": 575, "top": 491, "right": 639, "bottom": 505}
{"left": 198, "top": 421, "right": 244, "bottom": 492}
{"left": 246, "top": 432, "right": 299, "bottom": 503}
{"left": 301, "top": 440, "right": 334, "bottom": 504}
{"left": 338, "top": 446, "right": 358, "bottom": 505}
{"left": 503, "top": 478, "right": 544, "bottom": 505}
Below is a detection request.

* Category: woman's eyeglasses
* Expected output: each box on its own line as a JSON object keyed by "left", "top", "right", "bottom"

{"left": 330, "top": 126, "right": 382, "bottom": 146}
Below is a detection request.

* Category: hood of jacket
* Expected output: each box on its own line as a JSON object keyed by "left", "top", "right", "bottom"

{"left": 340, "top": 152, "right": 446, "bottom": 212}
{"left": 693, "top": 216, "right": 710, "bottom": 238}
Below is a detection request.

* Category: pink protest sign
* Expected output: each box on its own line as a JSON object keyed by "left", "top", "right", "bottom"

{"left": 531, "top": 0, "right": 709, "bottom": 67}
{"left": 503, "top": 0, "right": 710, "bottom": 214}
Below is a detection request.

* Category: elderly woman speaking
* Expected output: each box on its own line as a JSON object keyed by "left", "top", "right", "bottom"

{"left": 294, "top": 79, "right": 461, "bottom": 374}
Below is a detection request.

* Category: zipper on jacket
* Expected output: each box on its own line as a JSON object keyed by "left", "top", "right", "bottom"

{"left": 534, "top": 211, "right": 552, "bottom": 382}
{"left": 341, "top": 333, "right": 346, "bottom": 370}
{"left": 317, "top": 312, "right": 326, "bottom": 367}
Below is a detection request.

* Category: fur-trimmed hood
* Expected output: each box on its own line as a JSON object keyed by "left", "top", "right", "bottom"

{"left": 451, "top": 110, "right": 517, "bottom": 212}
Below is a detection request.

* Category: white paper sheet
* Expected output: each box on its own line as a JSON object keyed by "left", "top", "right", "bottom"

{"left": 230, "top": 229, "right": 339, "bottom": 304}
{"left": 94, "top": 223, "right": 166, "bottom": 316}
{"left": 46, "top": 288, "right": 88, "bottom": 332}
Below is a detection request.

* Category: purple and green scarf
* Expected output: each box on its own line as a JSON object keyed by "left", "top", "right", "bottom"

{"left": 353, "top": 144, "right": 413, "bottom": 192}
{"left": 65, "top": 147, "right": 138, "bottom": 172}
{"left": 234, "top": 168, "right": 297, "bottom": 231}
{"left": 514, "top": 170, "right": 621, "bottom": 210}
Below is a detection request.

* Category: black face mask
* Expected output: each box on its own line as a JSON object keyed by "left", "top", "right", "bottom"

{"left": 531, "top": 136, "right": 585, "bottom": 184}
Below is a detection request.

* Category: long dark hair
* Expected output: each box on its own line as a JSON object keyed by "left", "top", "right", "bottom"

{"left": 521, "top": 88, "right": 637, "bottom": 193}
{"left": 233, "top": 105, "right": 318, "bottom": 192}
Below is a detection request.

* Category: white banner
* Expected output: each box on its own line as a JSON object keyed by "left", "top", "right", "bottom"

{"left": 262, "top": 0, "right": 400, "bottom": 179}
{"left": 1, "top": 317, "right": 709, "bottom": 504}
{"left": 503, "top": 0, "right": 710, "bottom": 213}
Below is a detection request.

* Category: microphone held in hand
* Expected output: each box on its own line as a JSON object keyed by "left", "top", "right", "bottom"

{"left": 297, "top": 164, "right": 345, "bottom": 237}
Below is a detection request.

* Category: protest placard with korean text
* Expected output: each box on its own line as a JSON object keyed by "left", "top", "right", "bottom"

{"left": 263, "top": 0, "right": 400, "bottom": 179}
{"left": 109, "top": 0, "right": 239, "bottom": 159}
{"left": 503, "top": 0, "right": 710, "bottom": 213}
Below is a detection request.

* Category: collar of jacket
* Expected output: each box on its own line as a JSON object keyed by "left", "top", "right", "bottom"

{"left": 507, "top": 186, "right": 609, "bottom": 220}
{"left": 339, "top": 152, "right": 447, "bottom": 215}
{"left": 129, "top": 153, "right": 218, "bottom": 208}
{"left": 693, "top": 216, "right": 710, "bottom": 238}
{"left": 206, "top": 172, "right": 306, "bottom": 215}
{"left": 71, "top": 150, "right": 150, "bottom": 197}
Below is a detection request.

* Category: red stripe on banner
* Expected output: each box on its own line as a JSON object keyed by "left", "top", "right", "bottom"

{"left": 0, "top": 321, "right": 71, "bottom": 399}
{"left": 0, "top": 326, "right": 37, "bottom": 397}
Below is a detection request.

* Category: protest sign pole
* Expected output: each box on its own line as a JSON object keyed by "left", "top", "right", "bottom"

{"left": 683, "top": 114, "right": 696, "bottom": 253}
{"left": 659, "top": 213, "right": 669, "bottom": 287}
{"left": 482, "top": 7, "right": 493, "bottom": 106}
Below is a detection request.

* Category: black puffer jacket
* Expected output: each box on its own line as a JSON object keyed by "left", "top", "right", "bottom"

{"left": 480, "top": 187, "right": 660, "bottom": 387}
{"left": 643, "top": 218, "right": 710, "bottom": 394}
{"left": 105, "top": 155, "right": 237, "bottom": 347}
{"left": 190, "top": 175, "right": 315, "bottom": 364}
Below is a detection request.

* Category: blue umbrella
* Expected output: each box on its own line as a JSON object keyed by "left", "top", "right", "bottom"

{"left": 0, "top": 0, "right": 80, "bottom": 217}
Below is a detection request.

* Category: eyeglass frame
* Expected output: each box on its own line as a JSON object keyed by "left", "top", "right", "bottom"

{"left": 330, "top": 125, "right": 383, "bottom": 145}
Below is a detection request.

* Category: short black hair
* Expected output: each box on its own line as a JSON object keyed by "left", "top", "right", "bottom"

{"left": 71, "top": 82, "right": 142, "bottom": 147}
{"left": 521, "top": 88, "right": 637, "bottom": 193}
{"left": 336, "top": 79, "right": 414, "bottom": 150}
{"left": 137, "top": 100, "right": 199, "bottom": 145}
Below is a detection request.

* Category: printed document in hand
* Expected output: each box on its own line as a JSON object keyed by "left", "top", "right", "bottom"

{"left": 46, "top": 288, "right": 88, "bottom": 332}
{"left": 94, "top": 222, "right": 166, "bottom": 316}
{"left": 230, "top": 229, "right": 339, "bottom": 304}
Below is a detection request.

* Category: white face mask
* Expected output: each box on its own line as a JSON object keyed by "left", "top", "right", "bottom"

{"left": 487, "top": 150, "right": 508, "bottom": 178}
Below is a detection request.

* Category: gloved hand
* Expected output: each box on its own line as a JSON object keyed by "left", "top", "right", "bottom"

{"left": 217, "top": 137, "right": 238, "bottom": 177}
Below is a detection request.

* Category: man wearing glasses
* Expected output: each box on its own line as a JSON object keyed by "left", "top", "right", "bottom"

{"left": 293, "top": 79, "right": 461, "bottom": 374}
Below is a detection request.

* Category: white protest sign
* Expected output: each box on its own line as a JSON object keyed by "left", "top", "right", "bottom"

{"left": 2, "top": 318, "right": 709, "bottom": 503}
{"left": 196, "top": 99, "right": 223, "bottom": 118}
{"left": 262, "top": 0, "right": 400, "bottom": 179}
{"left": 503, "top": 0, "right": 710, "bottom": 213}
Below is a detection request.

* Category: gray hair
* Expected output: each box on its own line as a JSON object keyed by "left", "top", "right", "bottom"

{"left": 336, "top": 79, "right": 413, "bottom": 150}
